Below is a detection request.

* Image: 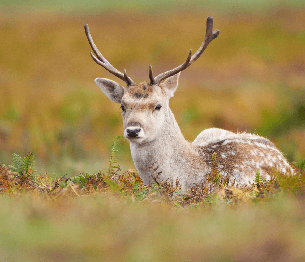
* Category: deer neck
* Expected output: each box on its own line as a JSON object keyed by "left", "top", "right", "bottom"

{"left": 129, "top": 108, "right": 202, "bottom": 188}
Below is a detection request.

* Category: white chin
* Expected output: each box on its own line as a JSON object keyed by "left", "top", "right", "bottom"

{"left": 126, "top": 137, "right": 145, "bottom": 143}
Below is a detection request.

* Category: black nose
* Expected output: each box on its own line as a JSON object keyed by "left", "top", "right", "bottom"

{"left": 126, "top": 128, "right": 141, "bottom": 138}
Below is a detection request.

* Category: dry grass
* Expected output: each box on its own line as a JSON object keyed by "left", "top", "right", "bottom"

{"left": 1, "top": 151, "right": 305, "bottom": 261}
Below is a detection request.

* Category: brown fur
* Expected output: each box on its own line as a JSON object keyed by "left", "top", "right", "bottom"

{"left": 198, "top": 137, "right": 293, "bottom": 185}
{"left": 125, "top": 82, "right": 153, "bottom": 99}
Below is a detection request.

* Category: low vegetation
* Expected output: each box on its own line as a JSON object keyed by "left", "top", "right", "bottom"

{"left": 1, "top": 138, "right": 305, "bottom": 260}
{"left": 2, "top": 136, "right": 305, "bottom": 204}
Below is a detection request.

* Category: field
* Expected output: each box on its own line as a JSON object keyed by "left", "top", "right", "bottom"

{"left": 0, "top": 0, "right": 305, "bottom": 260}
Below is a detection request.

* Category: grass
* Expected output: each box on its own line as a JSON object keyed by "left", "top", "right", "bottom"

{"left": 1, "top": 193, "right": 305, "bottom": 261}
{"left": 0, "top": 149, "right": 305, "bottom": 261}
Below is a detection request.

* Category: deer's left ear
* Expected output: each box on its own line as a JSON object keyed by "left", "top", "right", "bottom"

{"left": 162, "top": 73, "right": 180, "bottom": 98}
{"left": 95, "top": 78, "right": 124, "bottom": 103}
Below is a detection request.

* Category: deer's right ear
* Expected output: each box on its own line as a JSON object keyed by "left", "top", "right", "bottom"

{"left": 162, "top": 73, "right": 180, "bottom": 98}
{"left": 95, "top": 78, "right": 124, "bottom": 104}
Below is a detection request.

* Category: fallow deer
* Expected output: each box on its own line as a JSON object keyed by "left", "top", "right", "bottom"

{"left": 84, "top": 17, "right": 294, "bottom": 190}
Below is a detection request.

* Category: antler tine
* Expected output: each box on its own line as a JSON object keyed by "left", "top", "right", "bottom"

{"left": 84, "top": 24, "right": 135, "bottom": 86}
{"left": 152, "top": 16, "right": 219, "bottom": 86}
{"left": 149, "top": 65, "right": 156, "bottom": 85}
{"left": 123, "top": 69, "right": 134, "bottom": 86}
{"left": 154, "top": 50, "right": 192, "bottom": 85}
{"left": 188, "top": 16, "right": 219, "bottom": 66}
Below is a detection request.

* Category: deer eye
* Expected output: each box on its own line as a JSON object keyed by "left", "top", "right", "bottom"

{"left": 120, "top": 104, "right": 126, "bottom": 112}
{"left": 155, "top": 104, "right": 162, "bottom": 110}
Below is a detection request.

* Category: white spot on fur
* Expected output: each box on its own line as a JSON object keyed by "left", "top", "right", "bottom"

{"left": 220, "top": 171, "right": 228, "bottom": 176}
{"left": 259, "top": 152, "right": 264, "bottom": 157}
{"left": 222, "top": 140, "right": 231, "bottom": 146}
{"left": 220, "top": 153, "right": 227, "bottom": 159}
{"left": 267, "top": 161, "right": 273, "bottom": 167}
{"left": 258, "top": 143, "right": 267, "bottom": 149}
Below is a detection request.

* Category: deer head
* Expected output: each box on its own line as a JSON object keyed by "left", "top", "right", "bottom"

{"left": 84, "top": 17, "right": 219, "bottom": 144}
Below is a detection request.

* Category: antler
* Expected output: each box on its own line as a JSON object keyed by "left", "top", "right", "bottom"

{"left": 150, "top": 16, "right": 219, "bottom": 86}
{"left": 84, "top": 24, "right": 135, "bottom": 86}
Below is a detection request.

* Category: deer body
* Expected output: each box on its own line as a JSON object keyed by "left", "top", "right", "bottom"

{"left": 85, "top": 17, "right": 294, "bottom": 190}
{"left": 130, "top": 126, "right": 293, "bottom": 189}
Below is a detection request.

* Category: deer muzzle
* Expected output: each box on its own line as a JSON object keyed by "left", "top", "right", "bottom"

{"left": 126, "top": 128, "right": 141, "bottom": 138}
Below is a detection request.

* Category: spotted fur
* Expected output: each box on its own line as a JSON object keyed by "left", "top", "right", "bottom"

{"left": 197, "top": 134, "right": 293, "bottom": 186}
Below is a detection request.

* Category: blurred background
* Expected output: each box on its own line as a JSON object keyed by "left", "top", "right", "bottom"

{"left": 0, "top": 0, "right": 304, "bottom": 176}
